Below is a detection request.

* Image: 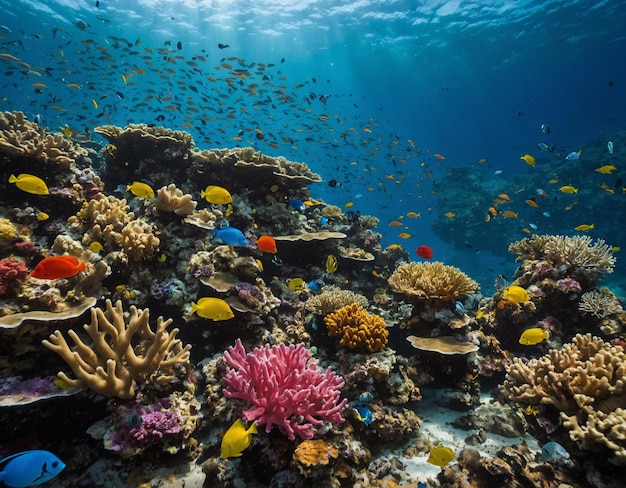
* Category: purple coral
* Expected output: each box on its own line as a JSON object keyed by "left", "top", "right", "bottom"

{"left": 223, "top": 339, "right": 347, "bottom": 440}
{"left": 0, "top": 258, "right": 29, "bottom": 296}
{"left": 556, "top": 278, "right": 582, "bottom": 295}
{"left": 233, "top": 281, "right": 265, "bottom": 307}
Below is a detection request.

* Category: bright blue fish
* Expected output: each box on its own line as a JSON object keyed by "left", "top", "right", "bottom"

{"left": 354, "top": 403, "right": 373, "bottom": 425}
{"left": 319, "top": 216, "right": 328, "bottom": 226}
{"left": 565, "top": 150, "right": 581, "bottom": 161}
{"left": 541, "top": 441, "right": 570, "bottom": 464}
{"left": 213, "top": 226, "right": 248, "bottom": 246}
{"left": 288, "top": 198, "right": 305, "bottom": 211}
{"left": 0, "top": 450, "right": 65, "bottom": 488}
{"left": 307, "top": 278, "right": 325, "bottom": 291}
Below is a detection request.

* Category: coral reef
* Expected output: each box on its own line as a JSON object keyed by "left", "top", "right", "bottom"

{"left": 155, "top": 183, "right": 198, "bottom": 216}
{"left": 578, "top": 289, "right": 623, "bottom": 318}
{"left": 388, "top": 261, "right": 479, "bottom": 301}
{"left": 42, "top": 299, "right": 191, "bottom": 399}
{"left": 502, "top": 333, "right": 626, "bottom": 465}
{"left": 324, "top": 303, "right": 389, "bottom": 352}
{"left": 222, "top": 339, "right": 347, "bottom": 440}
{"left": 305, "top": 285, "right": 369, "bottom": 316}
{"left": 0, "top": 258, "right": 28, "bottom": 296}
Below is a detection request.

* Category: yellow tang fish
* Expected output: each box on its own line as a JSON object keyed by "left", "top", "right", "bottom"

{"left": 220, "top": 419, "right": 257, "bottom": 458}
{"left": 520, "top": 154, "right": 536, "bottom": 167}
{"left": 191, "top": 297, "right": 234, "bottom": 321}
{"left": 559, "top": 185, "right": 578, "bottom": 194}
{"left": 427, "top": 445, "right": 455, "bottom": 467}
{"left": 325, "top": 255, "right": 338, "bottom": 273}
{"left": 288, "top": 277, "right": 305, "bottom": 291}
{"left": 91, "top": 98, "right": 98, "bottom": 109}
{"left": 595, "top": 165, "right": 617, "bottom": 174}
{"left": 89, "top": 241, "right": 104, "bottom": 253}
{"left": 201, "top": 185, "right": 232, "bottom": 204}
{"left": 37, "top": 211, "right": 49, "bottom": 221}
{"left": 9, "top": 173, "right": 49, "bottom": 195}
{"left": 519, "top": 327, "right": 549, "bottom": 345}
{"left": 574, "top": 223, "right": 594, "bottom": 231}
{"left": 59, "top": 124, "right": 72, "bottom": 137}
{"left": 126, "top": 181, "right": 155, "bottom": 199}
{"left": 502, "top": 285, "right": 529, "bottom": 303}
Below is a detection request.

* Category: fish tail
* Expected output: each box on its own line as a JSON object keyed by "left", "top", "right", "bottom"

{"left": 248, "top": 422, "right": 258, "bottom": 435}
{"left": 200, "top": 190, "right": 206, "bottom": 199}
{"left": 191, "top": 302, "right": 198, "bottom": 313}
{"left": 8, "top": 174, "right": 17, "bottom": 183}
{"left": 77, "top": 261, "right": 86, "bottom": 271}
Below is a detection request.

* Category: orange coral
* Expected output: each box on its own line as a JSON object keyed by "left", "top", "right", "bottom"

{"left": 324, "top": 303, "right": 388, "bottom": 352}
{"left": 292, "top": 439, "right": 338, "bottom": 468}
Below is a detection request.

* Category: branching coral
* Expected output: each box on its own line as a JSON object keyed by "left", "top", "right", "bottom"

{"left": 324, "top": 303, "right": 388, "bottom": 352}
{"left": 222, "top": 339, "right": 347, "bottom": 440}
{"left": 578, "top": 289, "right": 624, "bottom": 318}
{"left": 305, "top": 285, "right": 369, "bottom": 316}
{"left": 501, "top": 333, "right": 626, "bottom": 465}
{"left": 42, "top": 299, "right": 191, "bottom": 399}
{"left": 388, "top": 261, "right": 479, "bottom": 300}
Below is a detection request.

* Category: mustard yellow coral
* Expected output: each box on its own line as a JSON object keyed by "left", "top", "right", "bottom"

{"left": 324, "top": 303, "right": 388, "bottom": 352}
{"left": 388, "top": 261, "right": 479, "bottom": 300}
{"left": 0, "top": 218, "right": 16, "bottom": 241}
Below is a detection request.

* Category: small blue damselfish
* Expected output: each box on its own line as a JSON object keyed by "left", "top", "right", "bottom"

{"left": 213, "top": 226, "right": 248, "bottom": 246}
{"left": 0, "top": 450, "right": 65, "bottom": 488}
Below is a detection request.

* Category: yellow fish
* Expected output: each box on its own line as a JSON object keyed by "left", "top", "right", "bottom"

{"left": 191, "top": 297, "right": 234, "bottom": 321}
{"left": 427, "top": 445, "right": 455, "bottom": 467}
{"left": 595, "top": 165, "right": 617, "bottom": 174}
{"left": 502, "top": 285, "right": 529, "bottom": 303}
{"left": 220, "top": 419, "right": 257, "bottom": 458}
{"left": 611, "top": 246, "right": 621, "bottom": 253}
{"left": 344, "top": 201, "right": 354, "bottom": 208}
{"left": 406, "top": 211, "right": 421, "bottom": 218}
{"left": 398, "top": 232, "right": 412, "bottom": 239}
{"left": 59, "top": 124, "right": 72, "bottom": 137}
{"left": 37, "top": 211, "right": 49, "bottom": 221}
{"left": 519, "top": 327, "right": 549, "bottom": 345}
{"left": 89, "top": 241, "right": 104, "bottom": 253}
{"left": 201, "top": 185, "right": 233, "bottom": 204}
{"left": 126, "top": 181, "right": 155, "bottom": 199}
{"left": 91, "top": 98, "right": 99, "bottom": 109}
{"left": 288, "top": 277, "right": 306, "bottom": 291}
{"left": 9, "top": 173, "right": 49, "bottom": 195}
{"left": 156, "top": 253, "right": 167, "bottom": 262}
{"left": 574, "top": 223, "right": 594, "bottom": 231}
{"left": 520, "top": 154, "right": 536, "bottom": 167}
{"left": 559, "top": 185, "right": 578, "bottom": 194}
{"left": 325, "top": 255, "right": 338, "bottom": 273}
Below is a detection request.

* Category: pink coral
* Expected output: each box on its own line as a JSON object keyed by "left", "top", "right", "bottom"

{"left": 222, "top": 339, "right": 347, "bottom": 440}
{"left": 0, "top": 258, "right": 29, "bottom": 296}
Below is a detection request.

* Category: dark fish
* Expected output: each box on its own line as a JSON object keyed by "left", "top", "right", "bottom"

{"left": 73, "top": 20, "right": 89, "bottom": 31}
{"left": 177, "top": 41, "right": 182, "bottom": 50}
{"left": 96, "top": 0, "right": 100, "bottom": 7}
{"left": 327, "top": 179, "right": 342, "bottom": 188}
{"left": 156, "top": 115, "right": 165, "bottom": 121}
{"left": 218, "top": 43, "right": 229, "bottom": 49}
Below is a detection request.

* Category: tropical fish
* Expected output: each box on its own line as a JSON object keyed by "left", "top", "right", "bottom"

{"left": 201, "top": 185, "right": 232, "bottom": 204}
{"left": 501, "top": 210, "right": 518, "bottom": 218}
{"left": 354, "top": 403, "right": 373, "bottom": 425}
{"left": 214, "top": 227, "right": 248, "bottom": 246}
{"left": 191, "top": 297, "right": 234, "bottom": 321}
{"left": 427, "top": 445, "right": 455, "bottom": 467}
{"left": 36, "top": 212, "right": 49, "bottom": 221}
{"left": 608, "top": 141, "right": 614, "bottom": 154}
{"left": 358, "top": 391, "right": 374, "bottom": 403}
{"left": 520, "top": 154, "right": 535, "bottom": 167}
{"left": 288, "top": 198, "right": 305, "bottom": 211}
{"left": 288, "top": 277, "right": 305, "bottom": 291}
{"left": 541, "top": 441, "right": 570, "bottom": 464}
{"left": 433, "top": 153, "right": 446, "bottom": 160}
{"left": 88, "top": 241, "right": 103, "bottom": 253}
{"left": 0, "top": 450, "right": 65, "bottom": 488}
{"left": 398, "top": 232, "right": 412, "bottom": 239}
{"left": 444, "top": 212, "right": 455, "bottom": 218}
{"left": 519, "top": 327, "right": 549, "bottom": 345}
{"left": 325, "top": 255, "right": 338, "bottom": 273}
{"left": 59, "top": 124, "right": 72, "bottom": 137}
{"left": 595, "top": 165, "right": 616, "bottom": 174}
{"left": 502, "top": 285, "right": 529, "bottom": 303}
{"left": 525, "top": 198, "right": 539, "bottom": 208}
{"left": 559, "top": 185, "right": 578, "bottom": 194}
{"left": 406, "top": 211, "right": 420, "bottom": 218}
{"left": 30, "top": 256, "right": 86, "bottom": 279}
{"left": 308, "top": 279, "right": 325, "bottom": 291}
{"left": 256, "top": 235, "right": 277, "bottom": 254}
{"left": 565, "top": 150, "right": 581, "bottom": 161}
{"left": 9, "top": 174, "right": 49, "bottom": 195}
{"left": 574, "top": 223, "right": 594, "bottom": 231}
{"left": 126, "top": 412, "right": 143, "bottom": 427}
{"left": 220, "top": 419, "right": 257, "bottom": 458}
{"left": 541, "top": 123, "right": 551, "bottom": 134}
{"left": 126, "top": 181, "right": 155, "bottom": 198}
{"left": 415, "top": 245, "right": 433, "bottom": 260}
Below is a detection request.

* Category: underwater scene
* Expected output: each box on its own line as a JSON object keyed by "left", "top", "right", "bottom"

{"left": 1, "top": 0, "right": 626, "bottom": 487}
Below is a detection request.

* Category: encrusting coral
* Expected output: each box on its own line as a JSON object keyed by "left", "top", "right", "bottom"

{"left": 305, "top": 285, "right": 369, "bottom": 316}
{"left": 324, "top": 303, "right": 388, "bottom": 352}
{"left": 42, "top": 299, "right": 191, "bottom": 399}
{"left": 501, "top": 333, "right": 626, "bottom": 465}
{"left": 388, "top": 261, "right": 479, "bottom": 300}
{"left": 155, "top": 183, "right": 197, "bottom": 216}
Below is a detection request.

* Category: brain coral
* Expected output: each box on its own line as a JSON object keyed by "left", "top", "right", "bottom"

{"left": 324, "top": 303, "right": 388, "bottom": 352}
{"left": 388, "top": 261, "right": 479, "bottom": 300}
{"left": 305, "top": 285, "right": 369, "bottom": 316}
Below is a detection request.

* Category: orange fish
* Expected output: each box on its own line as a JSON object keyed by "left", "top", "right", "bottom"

{"left": 444, "top": 212, "right": 456, "bottom": 218}
{"left": 398, "top": 232, "right": 412, "bottom": 239}
{"left": 434, "top": 153, "right": 446, "bottom": 160}
{"left": 389, "top": 221, "right": 403, "bottom": 227}
{"left": 30, "top": 256, "right": 85, "bottom": 279}
{"left": 256, "top": 235, "right": 277, "bottom": 254}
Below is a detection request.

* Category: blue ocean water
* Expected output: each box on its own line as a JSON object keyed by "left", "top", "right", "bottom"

{"left": 2, "top": 0, "right": 626, "bottom": 293}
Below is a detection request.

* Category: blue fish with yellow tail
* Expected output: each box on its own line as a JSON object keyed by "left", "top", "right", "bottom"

{"left": 213, "top": 226, "right": 248, "bottom": 246}
{"left": 0, "top": 450, "right": 65, "bottom": 487}
{"left": 354, "top": 403, "right": 372, "bottom": 425}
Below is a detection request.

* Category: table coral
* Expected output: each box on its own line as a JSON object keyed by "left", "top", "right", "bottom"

{"left": 502, "top": 333, "right": 626, "bottom": 465}
{"left": 388, "top": 261, "right": 479, "bottom": 300}
{"left": 324, "top": 303, "right": 388, "bottom": 352}
{"left": 42, "top": 299, "right": 191, "bottom": 399}
{"left": 222, "top": 339, "right": 347, "bottom": 440}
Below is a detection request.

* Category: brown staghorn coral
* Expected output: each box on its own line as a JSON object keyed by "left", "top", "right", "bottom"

{"left": 155, "top": 183, "right": 197, "bottom": 216}
{"left": 324, "top": 303, "right": 388, "bottom": 352}
{"left": 501, "top": 333, "right": 626, "bottom": 465}
{"left": 388, "top": 261, "right": 479, "bottom": 300}
{"left": 305, "top": 285, "right": 369, "bottom": 316}
{"left": 42, "top": 299, "right": 191, "bottom": 399}
{"left": 509, "top": 234, "right": 615, "bottom": 276}
{"left": 0, "top": 111, "right": 88, "bottom": 168}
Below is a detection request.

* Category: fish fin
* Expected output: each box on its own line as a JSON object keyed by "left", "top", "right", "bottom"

{"left": 248, "top": 422, "right": 258, "bottom": 435}
{"left": 8, "top": 174, "right": 17, "bottom": 183}
{"left": 77, "top": 261, "right": 86, "bottom": 271}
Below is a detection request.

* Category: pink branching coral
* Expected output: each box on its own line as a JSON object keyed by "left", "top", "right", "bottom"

{"left": 0, "top": 258, "right": 29, "bottom": 296}
{"left": 222, "top": 339, "right": 347, "bottom": 440}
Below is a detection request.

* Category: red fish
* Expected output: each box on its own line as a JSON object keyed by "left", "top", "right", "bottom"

{"left": 256, "top": 235, "right": 277, "bottom": 254}
{"left": 30, "top": 256, "right": 86, "bottom": 279}
{"left": 415, "top": 245, "right": 433, "bottom": 260}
